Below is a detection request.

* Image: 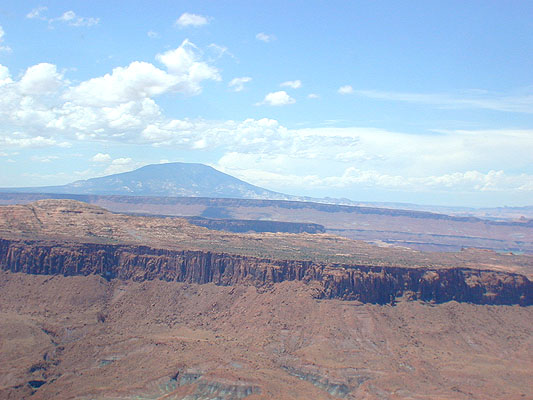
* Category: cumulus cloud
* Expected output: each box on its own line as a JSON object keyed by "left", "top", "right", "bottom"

{"left": 175, "top": 13, "right": 209, "bottom": 27}
{"left": 228, "top": 77, "right": 252, "bottom": 92}
{"left": 0, "top": 65, "right": 10, "bottom": 83}
{"left": 338, "top": 85, "right": 354, "bottom": 95}
{"left": 256, "top": 32, "right": 275, "bottom": 42}
{"left": 308, "top": 93, "right": 319, "bottom": 99}
{"left": 91, "top": 153, "right": 112, "bottom": 163}
{"left": 0, "top": 41, "right": 219, "bottom": 149}
{"left": 65, "top": 62, "right": 177, "bottom": 106}
{"left": 65, "top": 40, "right": 219, "bottom": 106}
{"left": 280, "top": 80, "right": 302, "bottom": 89}
{"left": 0, "top": 26, "right": 12, "bottom": 53}
{"left": 19, "top": 63, "right": 64, "bottom": 95}
{"left": 257, "top": 91, "right": 295, "bottom": 106}
{"left": 156, "top": 40, "right": 220, "bottom": 85}
{"left": 147, "top": 30, "right": 160, "bottom": 39}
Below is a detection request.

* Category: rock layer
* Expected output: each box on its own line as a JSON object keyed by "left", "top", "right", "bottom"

{"left": 0, "top": 238, "right": 530, "bottom": 306}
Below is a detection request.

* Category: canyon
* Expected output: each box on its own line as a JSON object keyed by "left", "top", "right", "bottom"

{"left": 0, "top": 200, "right": 532, "bottom": 399}
{"left": 0, "top": 239, "right": 530, "bottom": 306}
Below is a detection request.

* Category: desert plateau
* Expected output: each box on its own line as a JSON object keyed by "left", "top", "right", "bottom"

{"left": 0, "top": 199, "right": 531, "bottom": 399}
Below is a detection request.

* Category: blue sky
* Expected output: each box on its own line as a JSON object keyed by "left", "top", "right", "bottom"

{"left": 0, "top": 1, "right": 532, "bottom": 207}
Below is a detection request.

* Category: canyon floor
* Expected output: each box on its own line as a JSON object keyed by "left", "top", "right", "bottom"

{"left": 0, "top": 200, "right": 532, "bottom": 399}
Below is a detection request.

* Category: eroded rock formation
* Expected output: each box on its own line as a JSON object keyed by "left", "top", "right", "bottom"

{"left": 1, "top": 238, "right": 530, "bottom": 305}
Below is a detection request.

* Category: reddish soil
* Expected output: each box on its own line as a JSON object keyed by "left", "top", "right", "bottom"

{"left": 0, "top": 200, "right": 531, "bottom": 399}
{"left": 1, "top": 193, "right": 532, "bottom": 253}
{"left": 0, "top": 272, "right": 532, "bottom": 400}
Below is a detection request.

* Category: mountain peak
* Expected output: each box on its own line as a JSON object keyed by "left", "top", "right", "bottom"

{"left": 2, "top": 162, "right": 289, "bottom": 200}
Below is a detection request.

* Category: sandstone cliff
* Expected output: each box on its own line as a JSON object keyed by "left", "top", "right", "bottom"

{"left": 1, "top": 238, "right": 530, "bottom": 306}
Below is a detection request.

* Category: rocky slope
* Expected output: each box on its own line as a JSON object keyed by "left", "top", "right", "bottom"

{"left": 1, "top": 272, "right": 532, "bottom": 400}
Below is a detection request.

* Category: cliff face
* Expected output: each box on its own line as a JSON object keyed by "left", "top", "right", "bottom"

{"left": 185, "top": 216, "right": 325, "bottom": 234}
{"left": 1, "top": 238, "right": 530, "bottom": 306}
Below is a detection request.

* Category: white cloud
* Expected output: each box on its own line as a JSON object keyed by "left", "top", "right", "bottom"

{"left": 356, "top": 89, "right": 533, "bottom": 114}
{"left": 156, "top": 40, "right": 220, "bottom": 87}
{"left": 104, "top": 157, "right": 142, "bottom": 175}
{"left": 280, "top": 80, "right": 302, "bottom": 89}
{"left": 220, "top": 163, "right": 533, "bottom": 195}
{"left": 256, "top": 32, "right": 275, "bottom": 42}
{"left": 0, "top": 42, "right": 219, "bottom": 149}
{"left": 26, "top": 7, "right": 48, "bottom": 20}
{"left": 338, "top": 85, "right": 354, "bottom": 95}
{"left": 65, "top": 61, "right": 178, "bottom": 106}
{"left": 207, "top": 43, "right": 233, "bottom": 60}
{"left": 257, "top": 91, "right": 295, "bottom": 106}
{"left": 57, "top": 10, "right": 99, "bottom": 27}
{"left": 0, "top": 65, "right": 11, "bottom": 84}
{"left": 308, "top": 93, "right": 319, "bottom": 99}
{"left": 147, "top": 30, "right": 160, "bottom": 39}
{"left": 175, "top": 13, "right": 209, "bottom": 27}
{"left": 26, "top": 7, "right": 99, "bottom": 27}
{"left": 0, "top": 26, "right": 12, "bottom": 53}
{"left": 31, "top": 155, "right": 59, "bottom": 163}
{"left": 196, "top": 124, "right": 533, "bottom": 197}
{"left": 65, "top": 40, "right": 219, "bottom": 106}
{"left": 228, "top": 77, "right": 252, "bottom": 92}
{"left": 19, "top": 63, "right": 64, "bottom": 95}
{"left": 91, "top": 153, "right": 112, "bottom": 163}
{"left": 0, "top": 135, "right": 61, "bottom": 148}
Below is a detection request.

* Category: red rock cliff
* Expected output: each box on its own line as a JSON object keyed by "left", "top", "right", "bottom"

{"left": 0, "top": 238, "right": 530, "bottom": 305}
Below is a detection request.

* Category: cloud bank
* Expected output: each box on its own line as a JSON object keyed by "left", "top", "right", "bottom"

{"left": 0, "top": 41, "right": 531, "bottom": 202}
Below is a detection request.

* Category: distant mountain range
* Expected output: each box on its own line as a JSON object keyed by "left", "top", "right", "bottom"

{"left": 0, "top": 162, "right": 292, "bottom": 200}
{"left": 1, "top": 162, "right": 532, "bottom": 220}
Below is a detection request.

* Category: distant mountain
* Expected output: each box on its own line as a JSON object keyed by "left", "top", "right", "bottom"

{"left": 0, "top": 162, "right": 291, "bottom": 200}
{"left": 3, "top": 163, "right": 532, "bottom": 220}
